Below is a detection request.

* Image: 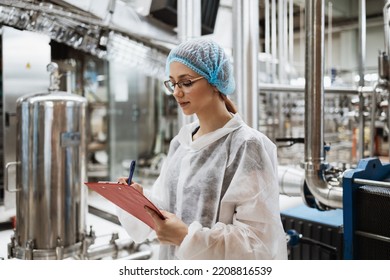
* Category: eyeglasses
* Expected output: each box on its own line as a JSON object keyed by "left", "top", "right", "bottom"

{"left": 163, "top": 76, "right": 204, "bottom": 94}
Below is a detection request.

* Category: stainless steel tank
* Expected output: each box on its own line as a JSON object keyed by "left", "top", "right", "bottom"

{"left": 6, "top": 63, "right": 88, "bottom": 259}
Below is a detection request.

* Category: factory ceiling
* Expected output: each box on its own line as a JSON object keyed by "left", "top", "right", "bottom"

{"left": 0, "top": 0, "right": 386, "bottom": 67}
{"left": 0, "top": 0, "right": 386, "bottom": 48}
{"left": 257, "top": 0, "right": 385, "bottom": 32}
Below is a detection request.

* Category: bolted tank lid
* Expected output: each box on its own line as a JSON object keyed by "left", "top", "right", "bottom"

{"left": 17, "top": 62, "right": 87, "bottom": 105}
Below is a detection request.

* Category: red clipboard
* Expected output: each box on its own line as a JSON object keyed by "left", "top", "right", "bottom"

{"left": 85, "top": 182, "right": 165, "bottom": 230}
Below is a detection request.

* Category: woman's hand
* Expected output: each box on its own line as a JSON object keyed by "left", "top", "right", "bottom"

{"left": 145, "top": 207, "right": 188, "bottom": 246}
{"left": 117, "top": 177, "right": 143, "bottom": 194}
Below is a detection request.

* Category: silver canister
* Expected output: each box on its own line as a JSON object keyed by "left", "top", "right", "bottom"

{"left": 378, "top": 51, "right": 389, "bottom": 80}
{"left": 7, "top": 63, "right": 88, "bottom": 259}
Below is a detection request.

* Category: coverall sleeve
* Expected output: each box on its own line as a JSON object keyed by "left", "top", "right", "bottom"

{"left": 175, "top": 139, "right": 287, "bottom": 259}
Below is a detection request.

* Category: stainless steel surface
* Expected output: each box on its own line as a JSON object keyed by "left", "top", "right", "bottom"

{"left": 327, "top": 2, "right": 333, "bottom": 78}
{"left": 2, "top": 26, "right": 51, "bottom": 210}
{"left": 1, "top": 208, "right": 157, "bottom": 260}
{"left": 0, "top": 0, "right": 172, "bottom": 64}
{"left": 304, "top": 0, "right": 325, "bottom": 173}
{"left": 177, "top": 0, "right": 201, "bottom": 42}
{"left": 276, "top": 0, "right": 285, "bottom": 136}
{"left": 369, "top": 84, "right": 378, "bottom": 157}
{"left": 278, "top": 165, "right": 305, "bottom": 197}
{"left": 233, "top": 0, "right": 259, "bottom": 129}
{"left": 378, "top": 51, "right": 388, "bottom": 79}
{"left": 258, "top": 83, "right": 371, "bottom": 95}
{"left": 383, "top": 1, "right": 390, "bottom": 160}
{"left": 176, "top": 0, "right": 201, "bottom": 127}
{"left": 10, "top": 66, "right": 88, "bottom": 258}
{"left": 108, "top": 65, "right": 159, "bottom": 180}
{"left": 12, "top": 241, "right": 84, "bottom": 260}
{"left": 116, "top": 250, "right": 153, "bottom": 260}
{"left": 264, "top": 0, "right": 270, "bottom": 75}
{"left": 353, "top": 177, "right": 390, "bottom": 188}
{"left": 358, "top": 88, "right": 365, "bottom": 160}
{"left": 304, "top": 0, "right": 343, "bottom": 209}
{"left": 4, "top": 162, "right": 20, "bottom": 192}
{"left": 277, "top": 0, "right": 286, "bottom": 83}
{"left": 288, "top": 0, "right": 294, "bottom": 71}
{"left": 384, "top": 1, "right": 390, "bottom": 57}
{"left": 86, "top": 238, "right": 152, "bottom": 260}
{"left": 271, "top": 0, "right": 277, "bottom": 80}
{"left": 358, "top": 0, "right": 366, "bottom": 87}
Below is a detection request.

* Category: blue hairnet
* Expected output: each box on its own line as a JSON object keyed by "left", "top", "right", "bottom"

{"left": 166, "top": 38, "right": 235, "bottom": 95}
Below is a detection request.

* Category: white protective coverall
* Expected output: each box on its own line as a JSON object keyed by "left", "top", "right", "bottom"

{"left": 117, "top": 113, "right": 287, "bottom": 260}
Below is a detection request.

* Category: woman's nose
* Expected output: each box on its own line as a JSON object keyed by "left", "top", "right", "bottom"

{"left": 172, "top": 86, "right": 184, "bottom": 97}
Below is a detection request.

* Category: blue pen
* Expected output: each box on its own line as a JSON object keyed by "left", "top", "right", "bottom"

{"left": 127, "top": 160, "right": 136, "bottom": 185}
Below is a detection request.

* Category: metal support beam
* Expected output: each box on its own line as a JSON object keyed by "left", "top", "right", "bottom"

{"left": 233, "top": 0, "right": 259, "bottom": 129}
{"left": 176, "top": 0, "right": 202, "bottom": 127}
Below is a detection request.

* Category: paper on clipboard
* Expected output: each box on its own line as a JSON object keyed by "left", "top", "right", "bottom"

{"left": 85, "top": 182, "right": 164, "bottom": 230}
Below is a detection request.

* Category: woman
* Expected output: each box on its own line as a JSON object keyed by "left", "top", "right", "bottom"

{"left": 117, "top": 38, "right": 287, "bottom": 260}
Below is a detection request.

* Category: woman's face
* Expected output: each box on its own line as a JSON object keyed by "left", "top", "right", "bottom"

{"left": 168, "top": 62, "right": 219, "bottom": 116}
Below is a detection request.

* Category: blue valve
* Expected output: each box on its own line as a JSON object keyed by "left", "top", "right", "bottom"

{"left": 286, "top": 229, "right": 301, "bottom": 247}
{"left": 324, "top": 145, "right": 331, "bottom": 152}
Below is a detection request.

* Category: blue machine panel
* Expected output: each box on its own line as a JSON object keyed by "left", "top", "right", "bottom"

{"left": 282, "top": 204, "right": 343, "bottom": 259}
{"left": 282, "top": 204, "right": 343, "bottom": 227}
{"left": 343, "top": 157, "right": 390, "bottom": 259}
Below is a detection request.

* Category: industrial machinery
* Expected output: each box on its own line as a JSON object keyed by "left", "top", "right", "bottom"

{"left": 343, "top": 158, "right": 390, "bottom": 259}
{"left": 284, "top": 157, "right": 390, "bottom": 260}
{"left": 281, "top": 0, "right": 390, "bottom": 260}
{"left": 5, "top": 62, "right": 88, "bottom": 259}
{"left": 4, "top": 62, "right": 152, "bottom": 260}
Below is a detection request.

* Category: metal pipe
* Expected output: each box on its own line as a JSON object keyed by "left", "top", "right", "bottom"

{"left": 358, "top": 0, "right": 366, "bottom": 87}
{"left": 284, "top": 0, "right": 288, "bottom": 79}
{"left": 278, "top": 0, "right": 286, "bottom": 82}
{"left": 265, "top": 0, "right": 270, "bottom": 76}
{"left": 258, "top": 83, "right": 373, "bottom": 95}
{"left": 304, "top": 0, "right": 343, "bottom": 209}
{"left": 115, "top": 250, "right": 153, "bottom": 260}
{"left": 277, "top": 0, "right": 286, "bottom": 136}
{"left": 271, "top": 0, "right": 277, "bottom": 81}
{"left": 177, "top": 0, "right": 201, "bottom": 42}
{"left": 278, "top": 165, "right": 305, "bottom": 196}
{"left": 289, "top": 0, "right": 293, "bottom": 70}
{"left": 353, "top": 177, "right": 390, "bottom": 188}
{"left": 86, "top": 238, "right": 152, "bottom": 260}
{"left": 369, "top": 84, "right": 378, "bottom": 156}
{"left": 327, "top": 2, "right": 333, "bottom": 79}
{"left": 300, "top": 5, "right": 305, "bottom": 67}
{"left": 384, "top": 1, "right": 390, "bottom": 160}
{"left": 384, "top": 1, "right": 390, "bottom": 55}
{"left": 233, "top": 0, "right": 259, "bottom": 129}
{"left": 357, "top": 0, "right": 367, "bottom": 160}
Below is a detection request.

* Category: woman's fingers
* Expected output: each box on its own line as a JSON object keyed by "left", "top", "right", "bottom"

{"left": 131, "top": 183, "right": 143, "bottom": 194}
{"left": 144, "top": 207, "right": 188, "bottom": 246}
{"left": 144, "top": 206, "right": 162, "bottom": 222}
{"left": 117, "top": 177, "right": 128, "bottom": 184}
{"left": 116, "top": 178, "right": 143, "bottom": 194}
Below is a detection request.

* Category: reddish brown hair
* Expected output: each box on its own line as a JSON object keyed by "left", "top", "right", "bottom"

{"left": 220, "top": 93, "right": 238, "bottom": 114}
